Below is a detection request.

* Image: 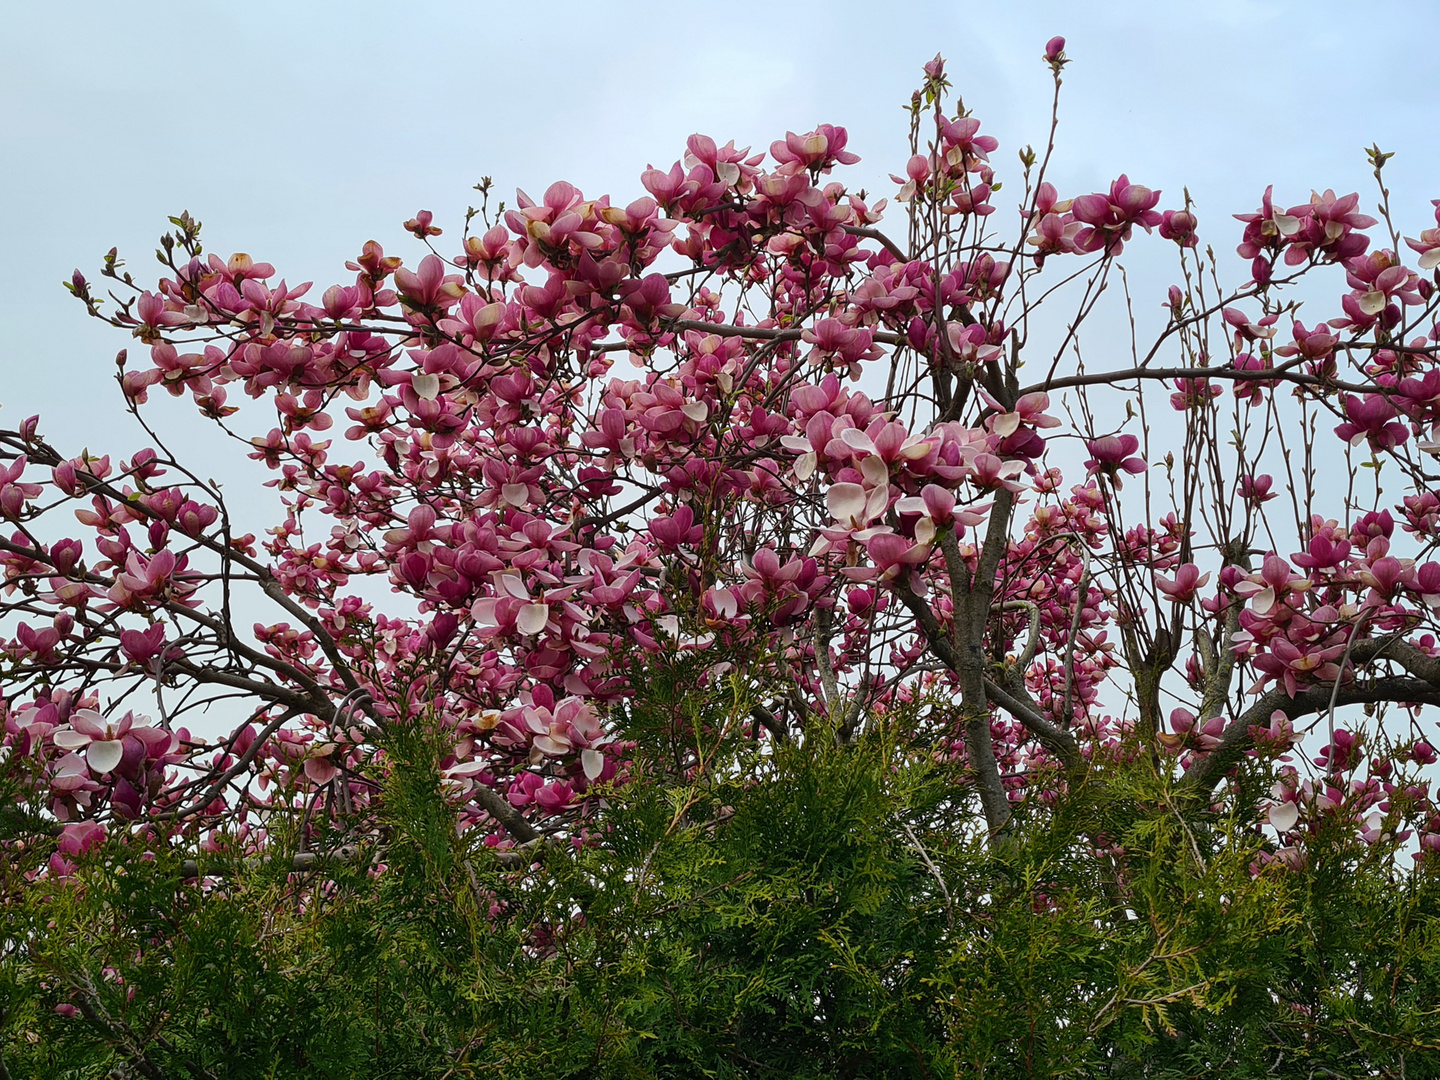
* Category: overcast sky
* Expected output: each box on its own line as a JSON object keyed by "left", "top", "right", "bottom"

{"left": 3, "top": 0, "right": 1438, "bottom": 491}
{"left": 3, "top": 0, "right": 1438, "bottom": 743}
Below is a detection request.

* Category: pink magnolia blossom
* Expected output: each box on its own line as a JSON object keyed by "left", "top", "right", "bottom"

{"left": 51, "top": 709, "right": 137, "bottom": 775}
{"left": 1083, "top": 434, "right": 1146, "bottom": 487}
{"left": 1235, "top": 554, "right": 1310, "bottom": 616}
{"left": 1155, "top": 563, "right": 1210, "bottom": 603}
{"left": 1403, "top": 199, "right": 1440, "bottom": 269}
{"left": 1334, "top": 394, "right": 1409, "bottom": 450}
{"left": 1070, "top": 176, "right": 1162, "bottom": 254}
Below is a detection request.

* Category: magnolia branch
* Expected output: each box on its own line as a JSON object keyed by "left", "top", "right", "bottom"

{"left": 1180, "top": 672, "right": 1440, "bottom": 796}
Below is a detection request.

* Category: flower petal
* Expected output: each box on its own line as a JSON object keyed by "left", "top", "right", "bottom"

{"left": 69, "top": 709, "right": 109, "bottom": 738}
{"left": 826, "top": 483, "right": 867, "bottom": 525}
{"left": 582, "top": 748, "right": 604, "bottom": 781}
{"left": 517, "top": 603, "right": 550, "bottom": 635}
{"left": 52, "top": 730, "right": 91, "bottom": 751}
{"left": 85, "top": 738, "right": 124, "bottom": 776}
{"left": 1268, "top": 801, "right": 1299, "bottom": 832}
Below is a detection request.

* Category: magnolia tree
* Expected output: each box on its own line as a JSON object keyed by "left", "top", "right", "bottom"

{"left": 7, "top": 39, "right": 1440, "bottom": 1076}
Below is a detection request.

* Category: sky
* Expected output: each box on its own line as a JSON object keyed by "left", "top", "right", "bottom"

{"left": 0, "top": 0, "right": 1436, "bottom": 533}
{"left": 2, "top": 0, "right": 1438, "bottom": 530}
{"left": 2, "top": 0, "right": 1438, "bottom": 739}
{"left": 4, "top": 0, "right": 1439, "bottom": 481}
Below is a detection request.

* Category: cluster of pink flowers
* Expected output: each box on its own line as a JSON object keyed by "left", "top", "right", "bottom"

{"left": 8, "top": 40, "right": 1440, "bottom": 894}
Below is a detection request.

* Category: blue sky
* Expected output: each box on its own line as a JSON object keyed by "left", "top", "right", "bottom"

{"left": 3, "top": 0, "right": 1438, "bottom": 486}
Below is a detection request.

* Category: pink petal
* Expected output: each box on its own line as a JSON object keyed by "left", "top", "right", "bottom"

{"left": 582, "top": 748, "right": 604, "bottom": 781}
{"left": 52, "top": 729, "right": 91, "bottom": 751}
{"left": 69, "top": 709, "right": 109, "bottom": 738}
{"left": 921, "top": 484, "right": 955, "bottom": 521}
{"left": 304, "top": 756, "right": 340, "bottom": 785}
{"left": 85, "top": 738, "right": 124, "bottom": 775}
{"left": 840, "top": 428, "right": 877, "bottom": 455}
{"left": 827, "top": 483, "right": 868, "bottom": 524}
{"left": 517, "top": 603, "right": 549, "bottom": 635}
{"left": 1268, "top": 802, "right": 1299, "bottom": 832}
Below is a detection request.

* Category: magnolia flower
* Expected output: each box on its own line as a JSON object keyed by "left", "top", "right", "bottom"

{"left": 521, "top": 697, "right": 611, "bottom": 780}
{"left": 52, "top": 708, "right": 135, "bottom": 774}
{"left": 966, "top": 453, "right": 1026, "bottom": 493}
{"left": 1083, "top": 434, "right": 1146, "bottom": 487}
{"left": 1154, "top": 563, "right": 1210, "bottom": 603}
{"left": 655, "top": 613, "right": 716, "bottom": 651}
{"left": 1267, "top": 800, "right": 1300, "bottom": 833}
{"left": 1404, "top": 204, "right": 1440, "bottom": 269}
{"left": 861, "top": 531, "right": 932, "bottom": 583}
{"left": 304, "top": 744, "right": 343, "bottom": 785}
{"left": 59, "top": 820, "right": 108, "bottom": 856}
{"left": 1234, "top": 553, "right": 1309, "bottom": 616}
{"left": 982, "top": 390, "right": 1061, "bottom": 438}
{"left": 895, "top": 484, "right": 990, "bottom": 545}
{"left": 1334, "top": 394, "right": 1408, "bottom": 450}
{"left": 1252, "top": 637, "right": 1347, "bottom": 698}
{"left": 840, "top": 420, "right": 935, "bottom": 465}
{"left": 440, "top": 758, "right": 491, "bottom": 801}
{"left": 826, "top": 482, "right": 890, "bottom": 531}
{"left": 48, "top": 752, "right": 93, "bottom": 793}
